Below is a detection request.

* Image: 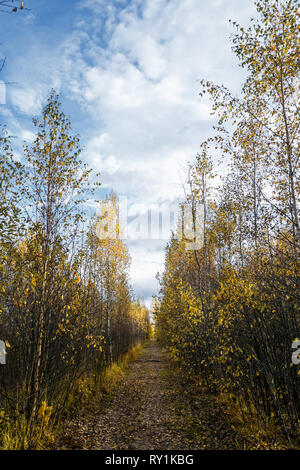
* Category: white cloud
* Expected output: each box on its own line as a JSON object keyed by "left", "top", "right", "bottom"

{"left": 19, "top": 128, "right": 36, "bottom": 142}
{"left": 128, "top": 241, "right": 165, "bottom": 305}
{"left": 2, "top": 0, "right": 257, "bottom": 303}
{"left": 10, "top": 87, "right": 43, "bottom": 115}
{"left": 60, "top": 0, "right": 256, "bottom": 302}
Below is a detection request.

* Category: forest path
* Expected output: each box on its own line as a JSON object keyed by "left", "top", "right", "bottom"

{"left": 59, "top": 340, "right": 239, "bottom": 450}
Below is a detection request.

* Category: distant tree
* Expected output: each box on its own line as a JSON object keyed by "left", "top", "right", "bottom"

{"left": 0, "top": 1, "right": 25, "bottom": 13}
{"left": 0, "top": 1, "right": 28, "bottom": 108}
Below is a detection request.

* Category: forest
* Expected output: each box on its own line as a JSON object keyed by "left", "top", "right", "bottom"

{"left": 0, "top": 0, "right": 299, "bottom": 453}
{"left": 0, "top": 89, "right": 151, "bottom": 448}
{"left": 154, "top": 0, "right": 300, "bottom": 447}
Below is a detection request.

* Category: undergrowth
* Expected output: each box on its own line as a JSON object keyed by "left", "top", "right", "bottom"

{"left": 0, "top": 342, "right": 144, "bottom": 450}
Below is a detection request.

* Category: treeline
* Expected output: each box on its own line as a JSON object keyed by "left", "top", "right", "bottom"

{"left": 0, "top": 92, "right": 150, "bottom": 447}
{"left": 155, "top": 0, "right": 299, "bottom": 441}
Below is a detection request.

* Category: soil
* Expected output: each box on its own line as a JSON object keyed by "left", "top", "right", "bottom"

{"left": 58, "top": 341, "right": 243, "bottom": 450}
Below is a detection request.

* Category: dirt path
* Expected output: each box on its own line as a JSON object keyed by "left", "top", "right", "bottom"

{"left": 59, "top": 341, "right": 240, "bottom": 450}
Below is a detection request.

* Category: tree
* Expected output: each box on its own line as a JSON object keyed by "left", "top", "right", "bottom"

{"left": 22, "top": 90, "right": 97, "bottom": 425}
{"left": 0, "top": 1, "right": 25, "bottom": 13}
{"left": 0, "top": 129, "right": 24, "bottom": 316}
{"left": 89, "top": 193, "right": 131, "bottom": 366}
{"left": 201, "top": 0, "right": 299, "bottom": 253}
{"left": 0, "top": 90, "right": 150, "bottom": 448}
{"left": 156, "top": 0, "right": 300, "bottom": 439}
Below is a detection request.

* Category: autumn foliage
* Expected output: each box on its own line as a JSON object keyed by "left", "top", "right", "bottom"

{"left": 155, "top": 0, "right": 299, "bottom": 441}
{"left": 0, "top": 92, "right": 150, "bottom": 448}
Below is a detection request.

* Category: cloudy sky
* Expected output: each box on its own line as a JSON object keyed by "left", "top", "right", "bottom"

{"left": 0, "top": 0, "right": 256, "bottom": 307}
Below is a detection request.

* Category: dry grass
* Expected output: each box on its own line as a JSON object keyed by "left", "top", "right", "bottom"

{"left": 0, "top": 342, "right": 144, "bottom": 450}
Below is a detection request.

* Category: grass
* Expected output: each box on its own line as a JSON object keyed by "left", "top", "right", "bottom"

{"left": 161, "top": 357, "right": 296, "bottom": 450}
{"left": 0, "top": 342, "right": 144, "bottom": 450}
{"left": 216, "top": 391, "right": 299, "bottom": 450}
{"left": 0, "top": 408, "right": 57, "bottom": 450}
{"left": 100, "top": 343, "right": 143, "bottom": 395}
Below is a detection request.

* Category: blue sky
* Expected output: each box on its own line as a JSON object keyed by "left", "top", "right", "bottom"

{"left": 0, "top": 0, "right": 256, "bottom": 307}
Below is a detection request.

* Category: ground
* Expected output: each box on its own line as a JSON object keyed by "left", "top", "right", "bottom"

{"left": 58, "top": 340, "right": 251, "bottom": 450}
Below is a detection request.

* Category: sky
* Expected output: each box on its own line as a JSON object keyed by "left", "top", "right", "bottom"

{"left": 0, "top": 0, "right": 257, "bottom": 307}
